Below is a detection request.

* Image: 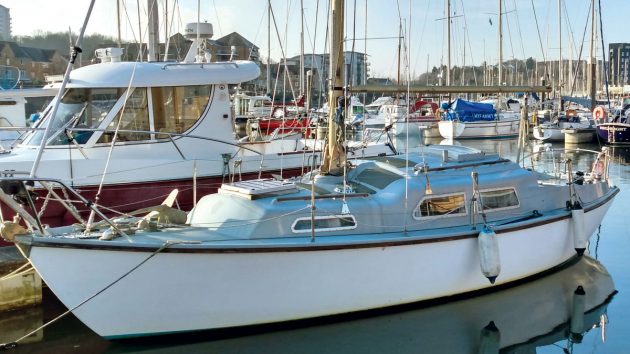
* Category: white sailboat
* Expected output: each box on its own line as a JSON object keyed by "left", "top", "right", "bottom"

{"left": 0, "top": 0, "right": 619, "bottom": 341}
{"left": 438, "top": 98, "right": 521, "bottom": 139}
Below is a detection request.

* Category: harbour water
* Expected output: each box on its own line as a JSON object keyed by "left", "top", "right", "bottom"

{"left": 1, "top": 137, "right": 629, "bottom": 353}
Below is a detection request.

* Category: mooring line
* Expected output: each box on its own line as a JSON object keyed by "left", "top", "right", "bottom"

{"left": 0, "top": 240, "right": 179, "bottom": 350}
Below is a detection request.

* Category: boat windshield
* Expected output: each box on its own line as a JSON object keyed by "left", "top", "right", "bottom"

{"left": 25, "top": 88, "right": 123, "bottom": 146}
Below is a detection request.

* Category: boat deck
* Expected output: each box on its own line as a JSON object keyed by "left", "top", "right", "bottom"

{"left": 28, "top": 205, "right": 576, "bottom": 252}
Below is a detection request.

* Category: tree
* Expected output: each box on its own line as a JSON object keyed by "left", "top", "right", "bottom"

{"left": 526, "top": 57, "right": 535, "bottom": 71}
{"left": 14, "top": 31, "right": 116, "bottom": 62}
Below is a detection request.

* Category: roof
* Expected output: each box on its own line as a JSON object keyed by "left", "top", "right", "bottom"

{"left": 367, "top": 78, "right": 395, "bottom": 85}
{"left": 0, "top": 41, "right": 60, "bottom": 62}
{"left": 215, "top": 32, "right": 258, "bottom": 50}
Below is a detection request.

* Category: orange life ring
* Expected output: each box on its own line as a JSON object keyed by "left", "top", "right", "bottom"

{"left": 566, "top": 109, "right": 577, "bottom": 117}
{"left": 593, "top": 106, "right": 606, "bottom": 121}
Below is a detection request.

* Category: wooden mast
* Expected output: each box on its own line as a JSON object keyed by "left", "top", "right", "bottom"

{"left": 320, "top": 0, "right": 346, "bottom": 175}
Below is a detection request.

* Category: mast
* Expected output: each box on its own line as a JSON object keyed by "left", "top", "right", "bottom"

{"left": 116, "top": 0, "right": 122, "bottom": 48}
{"left": 557, "top": 0, "right": 562, "bottom": 103}
{"left": 300, "top": 0, "right": 305, "bottom": 96}
{"left": 462, "top": 26, "right": 466, "bottom": 86}
{"left": 397, "top": 21, "right": 402, "bottom": 85}
{"left": 364, "top": 0, "right": 367, "bottom": 104}
{"left": 147, "top": 0, "right": 160, "bottom": 61}
{"left": 588, "top": 0, "right": 596, "bottom": 110}
{"left": 267, "top": 0, "right": 271, "bottom": 95}
{"left": 446, "top": 0, "right": 451, "bottom": 86}
{"left": 498, "top": 0, "right": 503, "bottom": 85}
{"left": 320, "top": 0, "right": 346, "bottom": 175}
{"left": 164, "top": 0, "right": 168, "bottom": 51}
{"left": 30, "top": 0, "right": 97, "bottom": 178}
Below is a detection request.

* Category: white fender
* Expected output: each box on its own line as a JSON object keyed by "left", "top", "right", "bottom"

{"left": 478, "top": 227, "right": 501, "bottom": 284}
{"left": 570, "top": 285, "right": 586, "bottom": 343}
{"left": 478, "top": 321, "right": 500, "bottom": 354}
{"left": 571, "top": 206, "right": 587, "bottom": 255}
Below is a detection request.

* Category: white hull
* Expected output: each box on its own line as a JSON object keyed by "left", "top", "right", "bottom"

{"left": 392, "top": 121, "right": 438, "bottom": 137}
{"left": 532, "top": 120, "right": 595, "bottom": 142}
{"left": 438, "top": 118, "right": 520, "bottom": 139}
{"left": 0, "top": 135, "right": 390, "bottom": 193}
{"left": 25, "top": 197, "right": 614, "bottom": 339}
{"left": 532, "top": 125, "right": 562, "bottom": 141}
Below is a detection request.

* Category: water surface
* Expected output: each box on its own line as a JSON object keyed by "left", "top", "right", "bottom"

{"left": 2, "top": 138, "right": 629, "bottom": 353}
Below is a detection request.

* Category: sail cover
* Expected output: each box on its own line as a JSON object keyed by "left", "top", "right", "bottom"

{"left": 444, "top": 99, "right": 496, "bottom": 122}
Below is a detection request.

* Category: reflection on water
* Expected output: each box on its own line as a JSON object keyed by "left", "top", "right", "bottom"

{"left": 0, "top": 306, "right": 42, "bottom": 345}
{"left": 608, "top": 146, "right": 630, "bottom": 165}
{"left": 605, "top": 145, "right": 630, "bottom": 185}
{"left": 0, "top": 257, "right": 615, "bottom": 353}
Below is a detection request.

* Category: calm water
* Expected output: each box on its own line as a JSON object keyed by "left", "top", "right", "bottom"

{"left": 1, "top": 138, "right": 630, "bottom": 353}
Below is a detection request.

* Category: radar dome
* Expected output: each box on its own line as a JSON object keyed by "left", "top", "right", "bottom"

{"left": 184, "top": 22, "right": 214, "bottom": 39}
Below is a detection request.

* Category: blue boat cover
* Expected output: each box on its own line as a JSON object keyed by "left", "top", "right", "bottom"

{"left": 444, "top": 99, "right": 496, "bottom": 122}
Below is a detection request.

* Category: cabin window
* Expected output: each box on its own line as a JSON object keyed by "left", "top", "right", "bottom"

{"left": 253, "top": 99, "right": 266, "bottom": 108}
{"left": 413, "top": 193, "right": 466, "bottom": 219}
{"left": 479, "top": 188, "right": 519, "bottom": 211}
{"left": 152, "top": 85, "right": 211, "bottom": 135}
{"left": 291, "top": 215, "right": 357, "bottom": 233}
{"left": 98, "top": 88, "right": 151, "bottom": 143}
{"left": 27, "top": 88, "right": 122, "bottom": 146}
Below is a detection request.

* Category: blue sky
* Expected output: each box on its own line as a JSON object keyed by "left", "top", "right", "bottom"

{"left": 3, "top": 0, "right": 628, "bottom": 79}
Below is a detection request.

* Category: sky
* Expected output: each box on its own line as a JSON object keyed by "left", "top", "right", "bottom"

{"left": 2, "top": 0, "right": 628, "bottom": 79}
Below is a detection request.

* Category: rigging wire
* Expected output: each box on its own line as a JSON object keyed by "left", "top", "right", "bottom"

{"left": 569, "top": 1, "right": 592, "bottom": 95}
{"left": 458, "top": 0, "right": 477, "bottom": 86}
{"left": 403, "top": 0, "right": 412, "bottom": 233}
{"left": 503, "top": 1, "right": 518, "bottom": 85}
{"left": 511, "top": 0, "right": 528, "bottom": 83}
{"left": 561, "top": 0, "right": 579, "bottom": 93}
{"left": 85, "top": 0, "right": 152, "bottom": 230}
{"left": 120, "top": 1, "right": 141, "bottom": 55}
{"left": 411, "top": 0, "right": 430, "bottom": 80}
{"left": 340, "top": 0, "right": 360, "bottom": 205}
{"left": 246, "top": 2, "right": 268, "bottom": 62}
{"left": 530, "top": 0, "right": 547, "bottom": 77}
{"left": 211, "top": 0, "right": 223, "bottom": 36}
{"left": 598, "top": 0, "right": 611, "bottom": 108}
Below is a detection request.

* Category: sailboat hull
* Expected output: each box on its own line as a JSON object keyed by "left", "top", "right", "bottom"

{"left": 596, "top": 123, "right": 630, "bottom": 144}
{"left": 20, "top": 194, "right": 615, "bottom": 339}
{"left": 438, "top": 118, "right": 520, "bottom": 139}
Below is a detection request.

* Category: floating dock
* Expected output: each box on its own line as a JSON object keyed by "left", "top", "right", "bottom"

{"left": 0, "top": 247, "right": 42, "bottom": 312}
